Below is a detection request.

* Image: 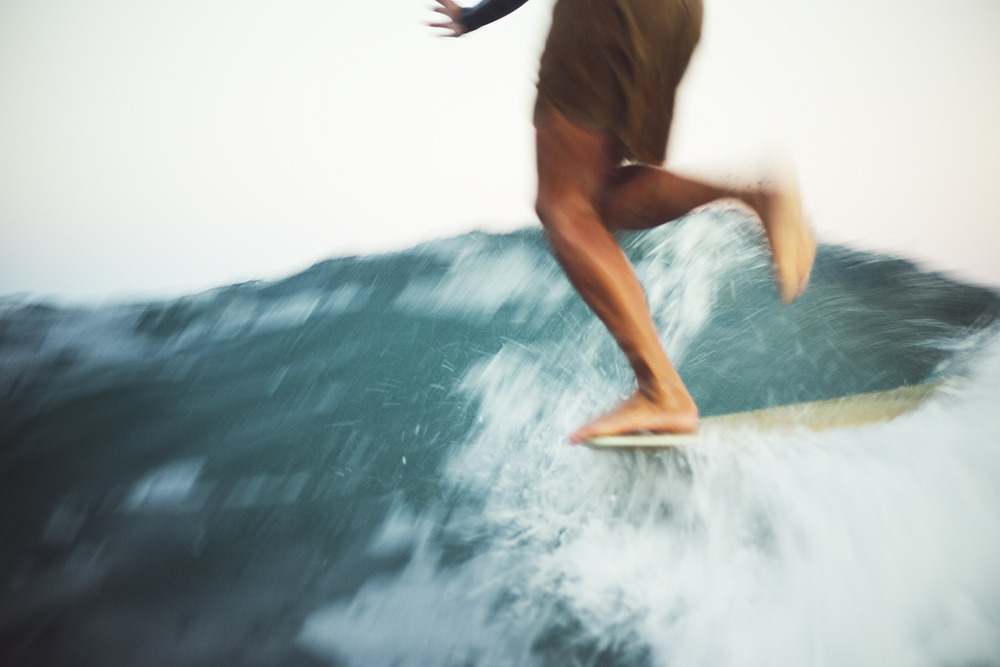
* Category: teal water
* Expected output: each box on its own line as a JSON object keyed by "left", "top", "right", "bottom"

{"left": 2, "top": 210, "right": 1000, "bottom": 666}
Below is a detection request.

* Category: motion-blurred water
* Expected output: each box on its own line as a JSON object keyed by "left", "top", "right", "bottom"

{"left": 2, "top": 210, "right": 999, "bottom": 666}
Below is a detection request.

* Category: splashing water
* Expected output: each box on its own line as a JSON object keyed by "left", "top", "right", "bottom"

{"left": 3, "top": 211, "right": 999, "bottom": 666}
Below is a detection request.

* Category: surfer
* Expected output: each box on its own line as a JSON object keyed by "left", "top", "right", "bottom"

{"left": 431, "top": 0, "right": 816, "bottom": 443}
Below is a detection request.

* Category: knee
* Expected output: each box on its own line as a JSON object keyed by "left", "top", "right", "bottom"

{"left": 535, "top": 191, "right": 597, "bottom": 247}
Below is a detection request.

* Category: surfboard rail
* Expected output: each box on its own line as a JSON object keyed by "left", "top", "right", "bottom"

{"left": 583, "top": 381, "right": 945, "bottom": 450}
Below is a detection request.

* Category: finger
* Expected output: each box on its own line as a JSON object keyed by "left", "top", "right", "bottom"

{"left": 427, "top": 21, "right": 461, "bottom": 36}
{"left": 430, "top": 5, "right": 458, "bottom": 21}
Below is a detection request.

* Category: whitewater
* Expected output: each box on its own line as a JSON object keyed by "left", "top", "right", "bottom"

{"left": 2, "top": 209, "right": 999, "bottom": 666}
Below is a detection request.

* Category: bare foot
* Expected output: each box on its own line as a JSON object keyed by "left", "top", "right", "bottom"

{"left": 570, "top": 388, "right": 699, "bottom": 444}
{"left": 747, "top": 178, "right": 816, "bottom": 303}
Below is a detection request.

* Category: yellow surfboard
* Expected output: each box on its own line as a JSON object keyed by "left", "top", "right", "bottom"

{"left": 583, "top": 381, "right": 944, "bottom": 450}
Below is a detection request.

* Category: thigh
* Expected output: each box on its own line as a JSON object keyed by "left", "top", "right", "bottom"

{"left": 534, "top": 106, "right": 615, "bottom": 208}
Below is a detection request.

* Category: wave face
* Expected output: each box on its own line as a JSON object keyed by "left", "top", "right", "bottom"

{"left": 2, "top": 210, "right": 1000, "bottom": 667}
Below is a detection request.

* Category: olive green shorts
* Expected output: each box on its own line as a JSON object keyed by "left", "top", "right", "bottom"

{"left": 535, "top": 0, "right": 703, "bottom": 165}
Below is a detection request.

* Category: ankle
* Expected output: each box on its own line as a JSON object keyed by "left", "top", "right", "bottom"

{"left": 636, "top": 374, "right": 692, "bottom": 407}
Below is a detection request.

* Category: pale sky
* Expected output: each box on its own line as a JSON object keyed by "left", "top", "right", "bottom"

{"left": 1, "top": 0, "right": 998, "bottom": 302}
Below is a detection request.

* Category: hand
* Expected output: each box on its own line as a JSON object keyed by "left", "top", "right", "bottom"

{"left": 428, "top": 0, "right": 467, "bottom": 37}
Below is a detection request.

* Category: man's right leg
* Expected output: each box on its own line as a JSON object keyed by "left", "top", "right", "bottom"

{"left": 534, "top": 108, "right": 698, "bottom": 443}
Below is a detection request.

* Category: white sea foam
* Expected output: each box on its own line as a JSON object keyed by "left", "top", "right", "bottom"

{"left": 122, "top": 458, "right": 209, "bottom": 513}
{"left": 631, "top": 208, "right": 770, "bottom": 360}
{"left": 392, "top": 237, "right": 571, "bottom": 323}
{"left": 303, "top": 337, "right": 1000, "bottom": 667}
{"left": 299, "top": 218, "right": 1000, "bottom": 666}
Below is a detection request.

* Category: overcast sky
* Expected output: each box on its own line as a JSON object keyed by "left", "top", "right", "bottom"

{"left": 1, "top": 0, "right": 998, "bottom": 302}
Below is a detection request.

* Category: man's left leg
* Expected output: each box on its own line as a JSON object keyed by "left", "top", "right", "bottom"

{"left": 600, "top": 164, "right": 816, "bottom": 302}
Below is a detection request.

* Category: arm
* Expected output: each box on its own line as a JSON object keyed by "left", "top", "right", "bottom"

{"left": 462, "top": 0, "right": 531, "bottom": 32}
{"left": 430, "top": 0, "right": 530, "bottom": 36}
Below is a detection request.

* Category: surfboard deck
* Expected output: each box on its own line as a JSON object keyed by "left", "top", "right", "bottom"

{"left": 583, "top": 381, "right": 944, "bottom": 451}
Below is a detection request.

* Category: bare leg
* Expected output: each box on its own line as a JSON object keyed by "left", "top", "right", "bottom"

{"left": 602, "top": 164, "right": 816, "bottom": 302}
{"left": 534, "top": 109, "right": 698, "bottom": 443}
{"left": 601, "top": 164, "right": 735, "bottom": 230}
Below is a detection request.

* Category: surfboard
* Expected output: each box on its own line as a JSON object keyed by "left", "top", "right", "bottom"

{"left": 583, "top": 381, "right": 944, "bottom": 450}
